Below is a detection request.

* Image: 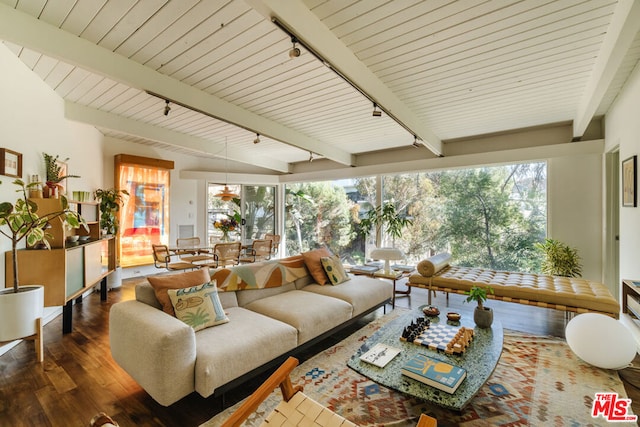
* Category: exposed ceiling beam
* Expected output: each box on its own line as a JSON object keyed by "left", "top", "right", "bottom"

{"left": 247, "top": 0, "right": 443, "bottom": 157}
{"left": 0, "top": 3, "right": 355, "bottom": 167}
{"left": 65, "top": 102, "right": 291, "bottom": 173}
{"left": 573, "top": 0, "right": 640, "bottom": 139}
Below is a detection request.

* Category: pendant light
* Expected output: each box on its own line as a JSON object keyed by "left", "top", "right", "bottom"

{"left": 215, "top": 138, "right": 239, "bottom": 201}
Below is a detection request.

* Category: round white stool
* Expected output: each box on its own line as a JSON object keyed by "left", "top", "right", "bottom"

{"left": 565, "top": 313, "right": 637, "bottom": 369}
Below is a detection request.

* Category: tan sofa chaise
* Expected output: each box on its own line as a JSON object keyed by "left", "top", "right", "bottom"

{"left": 408, "top": 253, "right": 620, "bottom": 318}
{"left": 109, "top": 250, "right": 393, "bottom": 406}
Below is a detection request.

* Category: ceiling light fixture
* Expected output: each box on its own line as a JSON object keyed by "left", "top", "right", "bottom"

{"left": 253, "top": 133, "right": 261, "bottom": 144}
{"left": 412, "top": 135, "right": 422, "bottom": 148}
{"left": 271, "top": 18, "right": 432, "bottom": 153}
{"left": 215, "top": 138, "right": 239, "bottom": 202}
{"left": 372, "top": 102, "right": 382, "bottom": 117}
{"left": 309, "top": 151, "right": 314, "bottom": 163}
{"left": 163, "top": 100, "right": 171, "bottom": 116}
{"left": 289, "top": 36, "right": 301, "bottom": 58}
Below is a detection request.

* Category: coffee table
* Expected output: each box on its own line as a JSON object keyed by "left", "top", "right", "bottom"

{"left": 347, "top": 308, "right": 503, "bottom": 411}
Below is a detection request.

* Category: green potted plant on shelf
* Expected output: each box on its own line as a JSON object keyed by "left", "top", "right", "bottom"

{"left": 534, "top": 238, "right": 583, "bottom": 277}
{"left": 94, "top": 188, "right": 129, "bottom": 236}
{"left": 43, "top": 152, "right": 79, "bottom": 198}
{"left": 465, "top": 285, "right": 494, "bottom": 328}
{"left": 0, "top": 179, "right": 86, "bottom": 344}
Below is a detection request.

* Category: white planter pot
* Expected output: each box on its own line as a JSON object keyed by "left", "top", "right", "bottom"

{"left": 0, "top": 285, "right": 44, "bottom": 341}
{"left": 107, "top": 266, "right": 122, "bottom": 289}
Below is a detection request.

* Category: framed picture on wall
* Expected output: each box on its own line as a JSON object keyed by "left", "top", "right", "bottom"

{"left": 622, "top": 155, "right": 637, "bottom": 207}
{"left": 0, "top": 148, "right": 22, "bottom": 178}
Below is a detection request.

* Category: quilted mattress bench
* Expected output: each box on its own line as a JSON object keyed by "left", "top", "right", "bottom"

{"left": 408, "top": 253, "right": 620, "bottom": 318}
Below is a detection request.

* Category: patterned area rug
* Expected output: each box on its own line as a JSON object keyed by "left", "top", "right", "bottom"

{"left": 202, "top": 310, "right": 633, "bottom": 427}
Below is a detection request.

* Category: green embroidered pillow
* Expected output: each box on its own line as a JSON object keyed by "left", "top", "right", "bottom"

{"left": 320, "top": 255, "right": 351, "bottom": 285}
{"left": 167, "top": 281, "right": 229, "bottom": 331}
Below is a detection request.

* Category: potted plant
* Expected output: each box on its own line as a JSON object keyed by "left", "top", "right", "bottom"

{"left": 43, "top": 152, "right": 79, "bottom": 198}
{"left": 534, "top": 238, "right": 582, "bottom": 277}
{"left": 94, "top": 188, "right": 129, "bottom": 236}
{"left": 0, "top": 179, "right": 85, "bottom": 344}
{"left": 465, "top": 285, "right": 494, "bottom": 328}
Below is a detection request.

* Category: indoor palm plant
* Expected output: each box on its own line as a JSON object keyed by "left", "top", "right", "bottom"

{"left": 465, "top": 285, "right": 494, "bottom": 328}
{"left": 0, "top": 179, "right": 85, "bottom": 342}
{"left": 43, "top": 152, "right": 79, "bottom": 197}
{"left": 94, "top": 188, "right": 129, "bottom": 236}
{"left": 534, "top": 238, "right": 583, "bottom": 277}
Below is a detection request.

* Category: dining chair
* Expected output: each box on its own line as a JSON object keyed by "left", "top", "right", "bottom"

{"left": 175, "top": 237, "right": 213, "bottom": 263}
{"left": 264, "top": 233, "right": 280, "bottom": 256}
{"left": 151, "top": 244, "right": 198, "bottom": 271}
{"left": 239, "top": 239, "right": 272, "bottom": 263}
{"left": 210, "top": 242, "right": 242, "bottom": 268}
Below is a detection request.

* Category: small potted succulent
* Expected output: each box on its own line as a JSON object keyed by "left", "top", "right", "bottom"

{"left": 43, "top": 152, "right": 79, "bottom": 198}
{"left": 0, "top": 179, "right": 86, "bottom": 343}
{"left": 465, "top": 285, "right": 494, "bottom": 328}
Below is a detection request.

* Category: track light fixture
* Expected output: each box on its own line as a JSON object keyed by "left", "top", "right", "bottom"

{"left": 372, "top": 103, "right": 382, "bottom": 117}
{"left": 163, "top": 100, "right": 171, "bottom": 116}
{"left": 289, "top": 36, "right": 301, "bottom": 58}
{"left": 253, "top": 133, "right": 261, "bottom": 144}
{"left": 309, "top": 151, "right": 314, "bottom": 163}
{"left": 412, "top": 135, "right": 422, "bottom": 148}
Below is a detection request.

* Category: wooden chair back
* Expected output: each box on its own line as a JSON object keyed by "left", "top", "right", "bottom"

{"left": 151, "top": 244, "right": 170, "bottom": 268}
{"left": 264, "top": 233, "right": 280, "bottom": 255}
{"left": 252, "top": 239, "right": 272, "bottom": 261}
{"left": 214, "top": 242, "right": 241, "bottom": 267}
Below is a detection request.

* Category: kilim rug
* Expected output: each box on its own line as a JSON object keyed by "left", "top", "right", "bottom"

{"left": 202, "top": 309, "right": 635, "bottom": 427}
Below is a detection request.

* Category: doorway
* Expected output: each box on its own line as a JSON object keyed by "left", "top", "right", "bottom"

{"left": 605, "top": 149, "right": 620, "bottom": 299}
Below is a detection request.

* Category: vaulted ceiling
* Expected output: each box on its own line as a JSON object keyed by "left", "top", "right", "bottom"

{"left": 1, "top": 0, "right": 639, "bottom": 174}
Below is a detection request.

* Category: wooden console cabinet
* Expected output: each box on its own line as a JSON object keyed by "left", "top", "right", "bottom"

{"left": 623, "top": 279, "right": 640, "bottom": 319}
{"left": 4, "top": 197, "right": 115, "bottom": 333}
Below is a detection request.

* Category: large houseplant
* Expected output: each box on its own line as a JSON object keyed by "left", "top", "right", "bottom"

{"left": 0, "top": 179, "right": 85, "bottom": 342}
{"left": 43, "top": 152, "right": 79, "bottom": 196}
{"left": 359, "top": 201, "right": 413, "bottom": 241}
{"left": 94, "top": 188, "right": 129, "bottom": 236}
{"left": 534, "top": 238, "right": 583, "bottom": 277}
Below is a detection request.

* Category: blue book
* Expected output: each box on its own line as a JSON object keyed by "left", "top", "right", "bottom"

{"left": 401, "top": 353, "right": 466, "bottom": 393}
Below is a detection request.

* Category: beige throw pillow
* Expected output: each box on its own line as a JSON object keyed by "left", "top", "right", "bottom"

{"left": 301, "top": 247, "right": 332, "bottom": 285}
{"left": 147, "top": 268, "right": 210, "bottom": 316}
{"left": 321, "top": 255, "right": 351, "bottom": 285}
{"left": 167, "top": 281, "right": 229, "bottom": 331}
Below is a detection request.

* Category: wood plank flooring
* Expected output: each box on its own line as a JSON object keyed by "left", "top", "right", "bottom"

{"left": 0, "top": 277, "right": 638, "bottom": 426}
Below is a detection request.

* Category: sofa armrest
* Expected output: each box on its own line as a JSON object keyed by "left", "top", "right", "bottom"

{"left": 109, "top": 300, "right": 196, "bottom": 406}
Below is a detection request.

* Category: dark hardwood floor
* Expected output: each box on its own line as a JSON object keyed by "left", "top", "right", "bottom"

{"left": 1, "top": 277, "right": 639, "bottom": 426}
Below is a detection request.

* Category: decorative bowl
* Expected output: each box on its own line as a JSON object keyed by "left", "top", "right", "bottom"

{"left": 446, "top": 312, "right": 461, "bottom": 321}
{"left": 422, "top": 305, "right": 440, "bottom": 317}
{"left": 78, "top": 235, "right": 91, "bottom": 242}
{"left": 66, "top": 235, "right": 79, "bottom": 243}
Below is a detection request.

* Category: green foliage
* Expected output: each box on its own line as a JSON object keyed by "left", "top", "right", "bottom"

{"left": 94, "top": 188, "right": 129, "bottom": 235}
{"left": 0, "top": 179, "right": 86, "bottom": 291}
{"left": 464, "top": 285, "right": 494, "bottom": 309}
{"left": 359, "top": 202, "right": 413, "bottom": 240}
{"left": 534, "top": 238, "right": 582, "bottom": 277}
{"left": 43, "top": 153, "right": 80, "bottom": 184}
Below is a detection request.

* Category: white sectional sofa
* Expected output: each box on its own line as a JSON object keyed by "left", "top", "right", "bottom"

{"left": 109, "top": 251, "right": 393, "bottom": 406}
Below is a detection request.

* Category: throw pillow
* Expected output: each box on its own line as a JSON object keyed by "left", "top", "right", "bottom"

{"left": 147, "top": 268, "right": 210, "bottom": 316}
{"left": 167, "top": 281, "right": 229, "bottom": 331}
{"left": 301, "top": 247, "right": 332, "bottom": 285}
{"left": 320, "top": 255, "right": 351, "bottom": 285}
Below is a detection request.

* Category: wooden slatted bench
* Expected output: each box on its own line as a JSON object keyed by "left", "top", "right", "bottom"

{"left": 408, "top": 253, "right": 620, "bottom": 319}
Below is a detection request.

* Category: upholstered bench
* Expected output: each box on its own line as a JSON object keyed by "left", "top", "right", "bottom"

{"left": 408, "top": 253, "right": 620, "bottom": 318}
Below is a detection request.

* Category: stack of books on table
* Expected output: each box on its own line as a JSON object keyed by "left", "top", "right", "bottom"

{"left": 350, "top": 265, "right": 380, "bottom": 274}
{"left": 359, "top": 343, "right": 401, "bottom": 368}
{"left": 401, "top": 353, "right": 467, "bottom": 393}
{"left": 390, "top": 264, "right": 415, "bottom": 273}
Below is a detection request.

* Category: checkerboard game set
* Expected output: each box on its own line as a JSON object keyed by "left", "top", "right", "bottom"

{"left": 400, "top": 316, "right": 474, "bottom": 354}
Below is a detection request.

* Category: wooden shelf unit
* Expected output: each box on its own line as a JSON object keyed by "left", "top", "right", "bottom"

{"left": 623, "top": 280, "right": 640, "bottom": 319}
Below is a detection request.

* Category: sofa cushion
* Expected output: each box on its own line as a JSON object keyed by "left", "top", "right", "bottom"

{"left": 194, "top": 307, "right": 298, "bottom": 398}
{"left": 168, "top": 282, "right": 229, "bottom": 331}
{"left": 302, "top": 275, "right": 392, "bottom": 316}
{"left": 321, "top": 255, "right": 350, "bottom": 285}
{"left": 244, "top": 290, "right": 352, "bottom": 344}
{"left": 147, "top": 268, "right": 211, "bottom": 316}
{"left": 301, "top": 247, "right": 332, "bottom": 285}
{"left": 417, "top": 253, "right": 451, "bottom": 277}
{"left": 236, "top": 283, "right": 296, "bottom": 307}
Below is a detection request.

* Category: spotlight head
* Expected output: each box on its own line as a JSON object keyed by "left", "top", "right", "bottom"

{"left": 289, "top": 47, "right": 300, "bottom": 58}
{"left": 372, "top": 110, "right": 382, "bottom": 117}
{"left": 164, "top": 100, "right": 171, "bottom": 116}
{"left": 253, "top": 133, "right": 260, "bottom": 144}
{"left": 412, "top": 135, "right": 422, "bottom": 148}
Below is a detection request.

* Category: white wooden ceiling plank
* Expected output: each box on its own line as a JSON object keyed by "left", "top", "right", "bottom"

{"left": 393, "top": 41, "right": 600, "bottom": 97}
{"left": 141, "top": 2, "right": 240, "bottom": 71}
{"left": 119, "top": 96, "right": 161, "bottom": 118}
{"left": 39, "top": 0, "right": 77, "bottom": 27}
{"left": 79, "top": 0, "right": 137, "bottom": 44}
{"left": 308, "top": 0, "right": 361, "bottom": 21}
{"left": 55, "top": 67, "right": 92, "bottom": 97}
{"left": 14, "top": 0, "right": 45, "bottom": 17}
{"left": 319, "top": 0, "right": 393, "bottom": 31}
{"left": 66, "top": 73, "right": 107, "bottom": 103}
{"left": 98, "top": 0, "right": 168, "bottom": 52}
{"left": 596, "top": 40, "right": 640, "bottom": 115}
{"left": 114, "top": 0, "right": 199, "bottom": 58}
{"left": 60, "top": 0, "right": 108, "bottom": 35}
{"left": 99, "top": 87, "right": 142, "bottom": 112}
{"left": 105, "top": 90, "right": 148, "bottom": 115}
{"left": 32, "top": 54, "right": 59, "bottom": 81}
{"left": 0, "top": 1, "right": 18, "bottom": 8}
{"left": 253, "top": 83, "right": 354, "bottom": 119}
{"left": 16, "top": 46, "right": 41, "bottom": 69}
{"left": 157, "top": 3, "right": 256, "bottom": 76}
{"left": 268, "top": 91, "right": 363, "bottom": 127}
{"left": 377, "top": 20, "right": 609, "bottom": 84}
{"left": 43, "top": 61, "right": 75, "bottom": 89}
{"left": 2, "top": 40, "right": 21, "bottom": 55}
{"left": 302, "top": 0, "right": 327, "bottom": 10}
{"left": 80, "top": 79, "right": 125, "bottom": 107}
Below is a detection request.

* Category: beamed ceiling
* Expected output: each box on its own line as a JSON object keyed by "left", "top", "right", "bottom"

{"left": 1, "top": 0, "right": 639, "bottom": 175}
